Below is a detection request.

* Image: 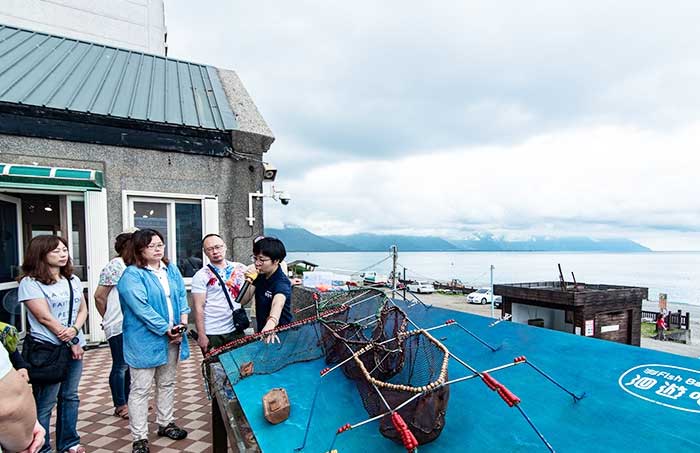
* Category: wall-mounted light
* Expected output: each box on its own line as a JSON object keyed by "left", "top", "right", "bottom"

{"left": 246, "top": 184, "right": 291, "bottom": 226}
{"left": 44, "top": 203, "right": 53, "bottom": 212}
{"left": 262, "top": 162, "right": 278, "bottom": 182}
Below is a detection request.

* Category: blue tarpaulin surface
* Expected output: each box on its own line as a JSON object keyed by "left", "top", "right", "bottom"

{"left": 220, "top": 301, "right": 700, "bottom": 452}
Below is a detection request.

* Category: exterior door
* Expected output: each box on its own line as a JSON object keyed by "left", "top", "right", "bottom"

{"left": 0, "top": 193, "right": 24, "bottom": 335}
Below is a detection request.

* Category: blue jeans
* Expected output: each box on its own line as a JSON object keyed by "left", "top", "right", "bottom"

{"left": 108, "top": 333, "right": 130, "bottom": 407}
{"left": 33, "top": 357, "right": 83, "bottom": 453}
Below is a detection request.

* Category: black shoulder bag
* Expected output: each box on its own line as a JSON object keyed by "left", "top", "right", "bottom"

{"left": 22, "top": 277, "right": 75, "bottom": 385}
{"left": 207, "top": 264, "right": 250, "bottom": 333}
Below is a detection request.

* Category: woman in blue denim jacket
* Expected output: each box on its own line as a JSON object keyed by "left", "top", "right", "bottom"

{"left": 117, "top": 229, "right": 190, "bottom": 453}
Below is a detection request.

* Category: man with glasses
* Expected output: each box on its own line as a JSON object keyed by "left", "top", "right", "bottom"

{"left": 246, "top": 237, "right": 292, "bottom": 344}
{"left": 191, "top": 234, "right": 255, "bottom": 353}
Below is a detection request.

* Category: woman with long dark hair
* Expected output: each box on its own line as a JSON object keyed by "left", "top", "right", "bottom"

{"left": 117, "top": 229, "right": 190, "bottom": 453}
{"left": 94, "top": 232, "right": 136, "bottom": 419}
{"left": 17, "top": 235, "right": 87, "bottom": 453}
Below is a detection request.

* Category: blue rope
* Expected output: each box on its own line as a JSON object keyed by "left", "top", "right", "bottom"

{"left": 326, "top": 433, "right": 339, "bottom": 453}
{"left": 515, "top": 404, "right": 555, "bottom": 452}
{"left": 295, "top": 382, "right": 324, "bottom": 451}
{"left": 452, "top": 322, "right": 500, "bottom": 352}
{"left": 526, "top": 362, "right": 583, "bottom": 402}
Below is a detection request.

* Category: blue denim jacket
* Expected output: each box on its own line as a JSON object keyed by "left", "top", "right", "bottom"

{"left": 117, "top": 263, "right": 191, "bottom": 369}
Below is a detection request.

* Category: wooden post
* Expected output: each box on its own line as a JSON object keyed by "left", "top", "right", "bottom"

{"left": 558, "top": 264, "right": 567, "bottom": 291}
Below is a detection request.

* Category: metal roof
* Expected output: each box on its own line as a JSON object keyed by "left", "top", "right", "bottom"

{"left": 0, "top": 24, "right": 237, "bottom": 131}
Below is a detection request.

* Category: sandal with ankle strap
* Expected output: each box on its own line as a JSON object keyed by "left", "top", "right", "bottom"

{"left": 113, "top": 405, "right": 129, "bottom": 419}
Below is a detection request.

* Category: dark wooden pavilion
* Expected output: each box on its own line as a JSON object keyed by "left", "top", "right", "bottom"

{"left": 494, "top": 281, "right": 648, "bottom": 346}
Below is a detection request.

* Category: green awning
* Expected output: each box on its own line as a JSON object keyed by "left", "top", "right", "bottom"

{"left": 0, "top": 163, "right": 104, "bottom": 191}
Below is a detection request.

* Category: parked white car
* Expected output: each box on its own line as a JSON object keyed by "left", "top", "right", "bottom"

{"left": 467, "top": 288, "right": 502, "bottom": 307}
{"left": 407, "top": 281, "right": 436, "bottom": 294}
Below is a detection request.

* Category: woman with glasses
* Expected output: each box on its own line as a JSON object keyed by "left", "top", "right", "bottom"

{"left": 17, "top": 235, "right": 88, "bottom": 453}
{"left": 246, "top": 237, "right": 293, "bottom": 344}
{"left": 117, "top": 229, "right": 190, "bottom": 453}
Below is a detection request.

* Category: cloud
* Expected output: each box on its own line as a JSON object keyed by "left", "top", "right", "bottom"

{"left": 166, "top": 1, "right": 700, "bottom": 156}
{"left": 264, "top": 122, "right": 700, "bottom": 249}
{"left": 164, "top": 1, "right": 700, "bottom": 250}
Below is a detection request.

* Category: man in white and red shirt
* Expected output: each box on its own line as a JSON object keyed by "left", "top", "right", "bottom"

{"left": 191, "top": 234, "right": 255, "bottom": 352}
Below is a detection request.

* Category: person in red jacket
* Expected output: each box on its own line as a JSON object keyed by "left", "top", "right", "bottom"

{"left": 656, "top": 313, "right": 667, "bottom": 340}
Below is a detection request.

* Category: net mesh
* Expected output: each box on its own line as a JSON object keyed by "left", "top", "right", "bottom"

{"left": 208, "top": 287, "right": 450, "bottom": 446}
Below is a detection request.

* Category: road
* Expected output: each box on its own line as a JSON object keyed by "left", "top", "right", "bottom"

{"left": 395, "top": 290, "right": 700, "bottom": 358}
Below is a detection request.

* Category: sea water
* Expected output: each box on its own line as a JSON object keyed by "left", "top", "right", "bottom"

{"left": 287, "top": 251, "right": 700, "bottom": 306}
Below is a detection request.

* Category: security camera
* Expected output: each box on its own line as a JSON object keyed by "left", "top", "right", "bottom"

{"left": 278, "top": 192, "right": 291, "bottom": 205}
{"left": 262, "top": 162, "right": 278, "bottom": 182}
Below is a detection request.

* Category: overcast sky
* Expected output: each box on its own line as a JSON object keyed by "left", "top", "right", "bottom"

{"left": 165, "top": 1, "right": 700, "bottom": 251}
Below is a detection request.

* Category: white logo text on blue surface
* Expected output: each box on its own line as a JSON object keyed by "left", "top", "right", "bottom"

{"left": 619, "top": 364, "right": 700, "bottom": 413}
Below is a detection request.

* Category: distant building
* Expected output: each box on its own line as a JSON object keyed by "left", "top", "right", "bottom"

{"left": 0, "top": 0, "right": 167, "bottom": 55}
{"left": 494, "top": 281, "right": 648, "bottom": 346}
{"left": 0, "top": 23, "right": 275, "bottom": 343}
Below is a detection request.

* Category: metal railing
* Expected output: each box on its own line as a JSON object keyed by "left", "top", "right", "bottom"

{"left": 641, "top": 310, "right": 691, "bottom": 330}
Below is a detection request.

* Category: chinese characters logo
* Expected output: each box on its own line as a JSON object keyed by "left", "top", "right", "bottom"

{"left": 619, "top": 364, "right": 700, "bottom": 413}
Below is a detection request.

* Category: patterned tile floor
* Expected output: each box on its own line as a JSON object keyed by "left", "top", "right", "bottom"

{"left": 51, "top": 340, "right": 215, "bottom": 452}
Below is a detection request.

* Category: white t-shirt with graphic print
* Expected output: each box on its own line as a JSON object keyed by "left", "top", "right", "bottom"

{"left": 191, "top": 260, "right": 247, "bottom": 335}
{"left": 18, "top": 275, "right": 86, "bottom": 346}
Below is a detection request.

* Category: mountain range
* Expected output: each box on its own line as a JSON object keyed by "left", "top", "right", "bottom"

{"left": 264, "top": 227, "right": 651, "bottom": 252}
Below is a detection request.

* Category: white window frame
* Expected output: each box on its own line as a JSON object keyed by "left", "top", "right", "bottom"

{"left": 66, "top": 195, "right": 87, "bottom": 282}
{"left": 122, "top": 190, "right": 218, "bottom": 285}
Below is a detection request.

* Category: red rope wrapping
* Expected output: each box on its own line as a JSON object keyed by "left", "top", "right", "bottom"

{"left": 514, "top": 356, "right": 527, "bottom": 363}
{"left": 391, "top": 412, "right": 418, "bottom": 451}
{"left": 481, "top": 372, "right": 521, "bottom": 407}
{"left": 203, "top": 304, "right": 350, "bottom": 363}
{"left": 337, "top": 423, "right": 352, "bottom": 434}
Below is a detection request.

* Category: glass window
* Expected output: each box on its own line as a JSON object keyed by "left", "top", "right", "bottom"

{"left": 133, "top": 202, "right": 169, "bottom": 247}
{"left": 0, "top": 288, "right": 21, "bottom": 330}
{"left": 69, "top": 199, "right": 87, "bottom": 281}
{"left": 0, "top": 200, "right": 20, "bottom": 284}
{"left": 176, "top": 203, "right": 203, "bottom": 277}
{"left": 130, "top": 198, "right": 202, "bottom": 277}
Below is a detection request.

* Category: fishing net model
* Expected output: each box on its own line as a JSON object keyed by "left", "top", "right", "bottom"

{"left": 204, "top": 288, "right": 584, "bottom": 453}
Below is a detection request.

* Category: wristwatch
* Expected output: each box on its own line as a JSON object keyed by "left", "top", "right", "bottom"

{"left": 66, "top": 337, "right": 80, "bottom": 346}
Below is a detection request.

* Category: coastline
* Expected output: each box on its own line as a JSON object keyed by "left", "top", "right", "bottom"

{"left": 398, "top": 290, "right": 700, "bottom": 358}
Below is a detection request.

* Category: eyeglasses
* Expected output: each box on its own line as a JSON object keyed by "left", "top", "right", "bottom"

{"left": 204, "top": 244, "right": 226, "bottom": 253}
{"left": 250, "top": 255, "right": 272, "bottom": 264}
{"left": 146, "top": 243, "right": 165, "bottom": 250}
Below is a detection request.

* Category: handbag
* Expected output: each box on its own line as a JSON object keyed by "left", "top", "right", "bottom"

{"left": 208, "top": 264, "right": 250, "bottom": 333}
{"left": 22, "top": 277, "right": 75, "bottom": 385}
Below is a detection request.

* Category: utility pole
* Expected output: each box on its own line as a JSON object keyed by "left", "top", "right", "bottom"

{"left": 391, "top": 245, "right": 398, "bottom": 299}
{"left": 490, "top": 264, "right": 495, "bottom": 318}
{"left": 403, "top": 267, "right": 407, "bottom": 300}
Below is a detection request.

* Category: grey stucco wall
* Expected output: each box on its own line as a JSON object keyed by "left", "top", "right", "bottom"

{"left": 0, "top": 135, "right": 264, "bottom": 263}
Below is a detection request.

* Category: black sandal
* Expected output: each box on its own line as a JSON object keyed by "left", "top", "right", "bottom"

{"left": 157, "top": 422, "right": 188, "bottom": 440}
{"left": 132, "top": 439, "right": 149, "bottom": 453}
